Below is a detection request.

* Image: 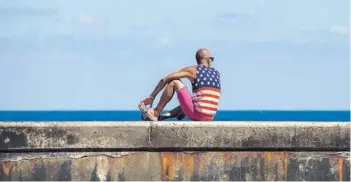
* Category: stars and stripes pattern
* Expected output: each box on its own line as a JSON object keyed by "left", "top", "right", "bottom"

{"left": 192, "top": 65, "right": 221, "bottom": 119}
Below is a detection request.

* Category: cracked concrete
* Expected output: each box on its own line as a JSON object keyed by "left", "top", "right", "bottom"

{"left": 0, "top": 122, "right": 349, "bottom": 181}
{"left": 0, "top": 122, "right": 349, "bottom": 150}
{"left": 0, "top": 152, "right": 350, "bottom": 181}
{"left": 0, "top": 152, "right": 139, "bottom": 162}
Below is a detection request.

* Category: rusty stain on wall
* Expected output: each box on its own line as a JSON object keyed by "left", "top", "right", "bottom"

{"left": 1, "top": 163, "right": 9, "bottom": 176}
{"left": 0, "top": 152, "right": 350, "bottom": 181}
{"left": 283, "top": 152, "right": 289, "bottom": 180}
{"left": 338, "top": 158, "right": 343, "bottom": 182}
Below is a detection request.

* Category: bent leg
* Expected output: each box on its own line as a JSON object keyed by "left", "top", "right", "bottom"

{"left": 159, "top": 105, "right": 186, "bottom": 121}
{"left": 177, "top": 87, "right": 210, "bottom": 121}
{"left": 147, "top": 79, "right": 208, "bottom": 121}
{"left": 150, "top": 79, "right": 185, "bottom": 118}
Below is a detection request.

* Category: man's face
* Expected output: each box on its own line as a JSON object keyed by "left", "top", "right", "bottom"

{"left": 206, "top": 56, "right": 214, "bottom": 67}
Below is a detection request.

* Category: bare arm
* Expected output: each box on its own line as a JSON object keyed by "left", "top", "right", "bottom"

{"left": 149, "top": 66, "right": 194, "bottom": 99}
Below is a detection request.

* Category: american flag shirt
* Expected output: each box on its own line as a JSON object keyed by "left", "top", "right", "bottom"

{"left": 191, "top": 65, "right": 221, "bottom": 119}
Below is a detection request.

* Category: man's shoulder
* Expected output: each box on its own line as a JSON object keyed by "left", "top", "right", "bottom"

{"left": 187, "top": 65, "right": 197, "bottom": 69}
{"left": 182, "top": 65, "right": 196, "bottom": 72}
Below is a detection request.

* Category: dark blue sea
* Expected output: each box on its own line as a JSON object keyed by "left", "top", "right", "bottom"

{"left": 0, "top": 110, "right": 349, "bottom": 122}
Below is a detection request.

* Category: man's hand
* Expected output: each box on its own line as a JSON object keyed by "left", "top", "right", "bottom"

{"left": 140, "top": 96, "right": 154, "bottom": 108}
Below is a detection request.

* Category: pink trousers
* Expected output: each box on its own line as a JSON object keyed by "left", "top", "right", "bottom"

{"left": 177, "top": 87, "right": 212, "bottom": 121}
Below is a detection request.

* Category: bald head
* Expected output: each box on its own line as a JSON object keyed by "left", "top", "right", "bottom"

{"left": 196, "top": 48, "right": 211, "bottom": 61}
{"left": 195, "top": 48, "right": 213, "bottom": 65}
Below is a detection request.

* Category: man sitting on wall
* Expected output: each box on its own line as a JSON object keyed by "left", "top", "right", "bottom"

{"left": 139, "top": 48, "right": 221, "bottom": 121}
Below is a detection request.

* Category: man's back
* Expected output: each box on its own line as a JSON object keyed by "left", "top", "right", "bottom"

{"left": 191, "top": 65, "right": 221, "bottom": 119}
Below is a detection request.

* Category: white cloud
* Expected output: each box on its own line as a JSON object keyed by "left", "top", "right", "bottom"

{"left": 329, "top": 25, "right": 350, "bottom": 36}
{"left": 75, "top": 13, "right": 105, "bottom": 25}
{"left": 43, "top": 52, "right": 61, "bottom": 61}
{"left": 0, "top": 6, "right": 58, "bottom": 18}
{"left": 157, "top": 37, "right": 171, "bottom": 45}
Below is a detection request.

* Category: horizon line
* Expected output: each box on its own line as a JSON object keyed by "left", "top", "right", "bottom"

{"left": 0, "top": 110, "right": 349, "bottom": 112}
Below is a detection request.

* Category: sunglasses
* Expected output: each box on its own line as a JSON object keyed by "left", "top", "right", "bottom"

{"left": 205, "top": 57, "right": 214, "bottom": 62}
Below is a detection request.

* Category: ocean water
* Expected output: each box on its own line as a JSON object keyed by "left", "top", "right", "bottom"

{"left": 0, "top": 110, "right": 349, "bottom": 122}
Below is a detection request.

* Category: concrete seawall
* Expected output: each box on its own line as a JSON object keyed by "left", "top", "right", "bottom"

{"left": 0, "top": 122, "right": 350, "bottom": 181}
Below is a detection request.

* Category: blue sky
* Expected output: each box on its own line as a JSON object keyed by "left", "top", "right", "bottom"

{"left": 0, "top": 0, "right": 350, "bottom": 110}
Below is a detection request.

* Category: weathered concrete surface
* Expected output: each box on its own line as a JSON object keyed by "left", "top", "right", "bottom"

{"left": 0, "top": 122, "right": 350, "bottom": 181}
{"left": 0, "top": 122, "right": 349, "bottom": 150}
{"left": 151, "top": 122, "right": 350, "bottom": 149}
{"left": 0, "top": 152, "right": 350, "bottom": 181}
{"left": 0, "top": 122, "right": 150, "bottom": 149}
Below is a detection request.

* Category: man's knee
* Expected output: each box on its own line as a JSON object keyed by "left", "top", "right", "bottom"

{"left": 169, "top": 79, "right": 185, "bottom": 91}
{"left": 169, "top": 79, "right": 180, "bottom": 86}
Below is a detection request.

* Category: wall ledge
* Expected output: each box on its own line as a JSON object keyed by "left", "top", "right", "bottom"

{"left": 0, "top": 122, "right": 349, "bottom": 150}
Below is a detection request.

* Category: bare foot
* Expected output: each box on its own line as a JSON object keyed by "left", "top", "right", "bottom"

{"left": 147, "top": 108, "right": 159, "bottom": 119}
